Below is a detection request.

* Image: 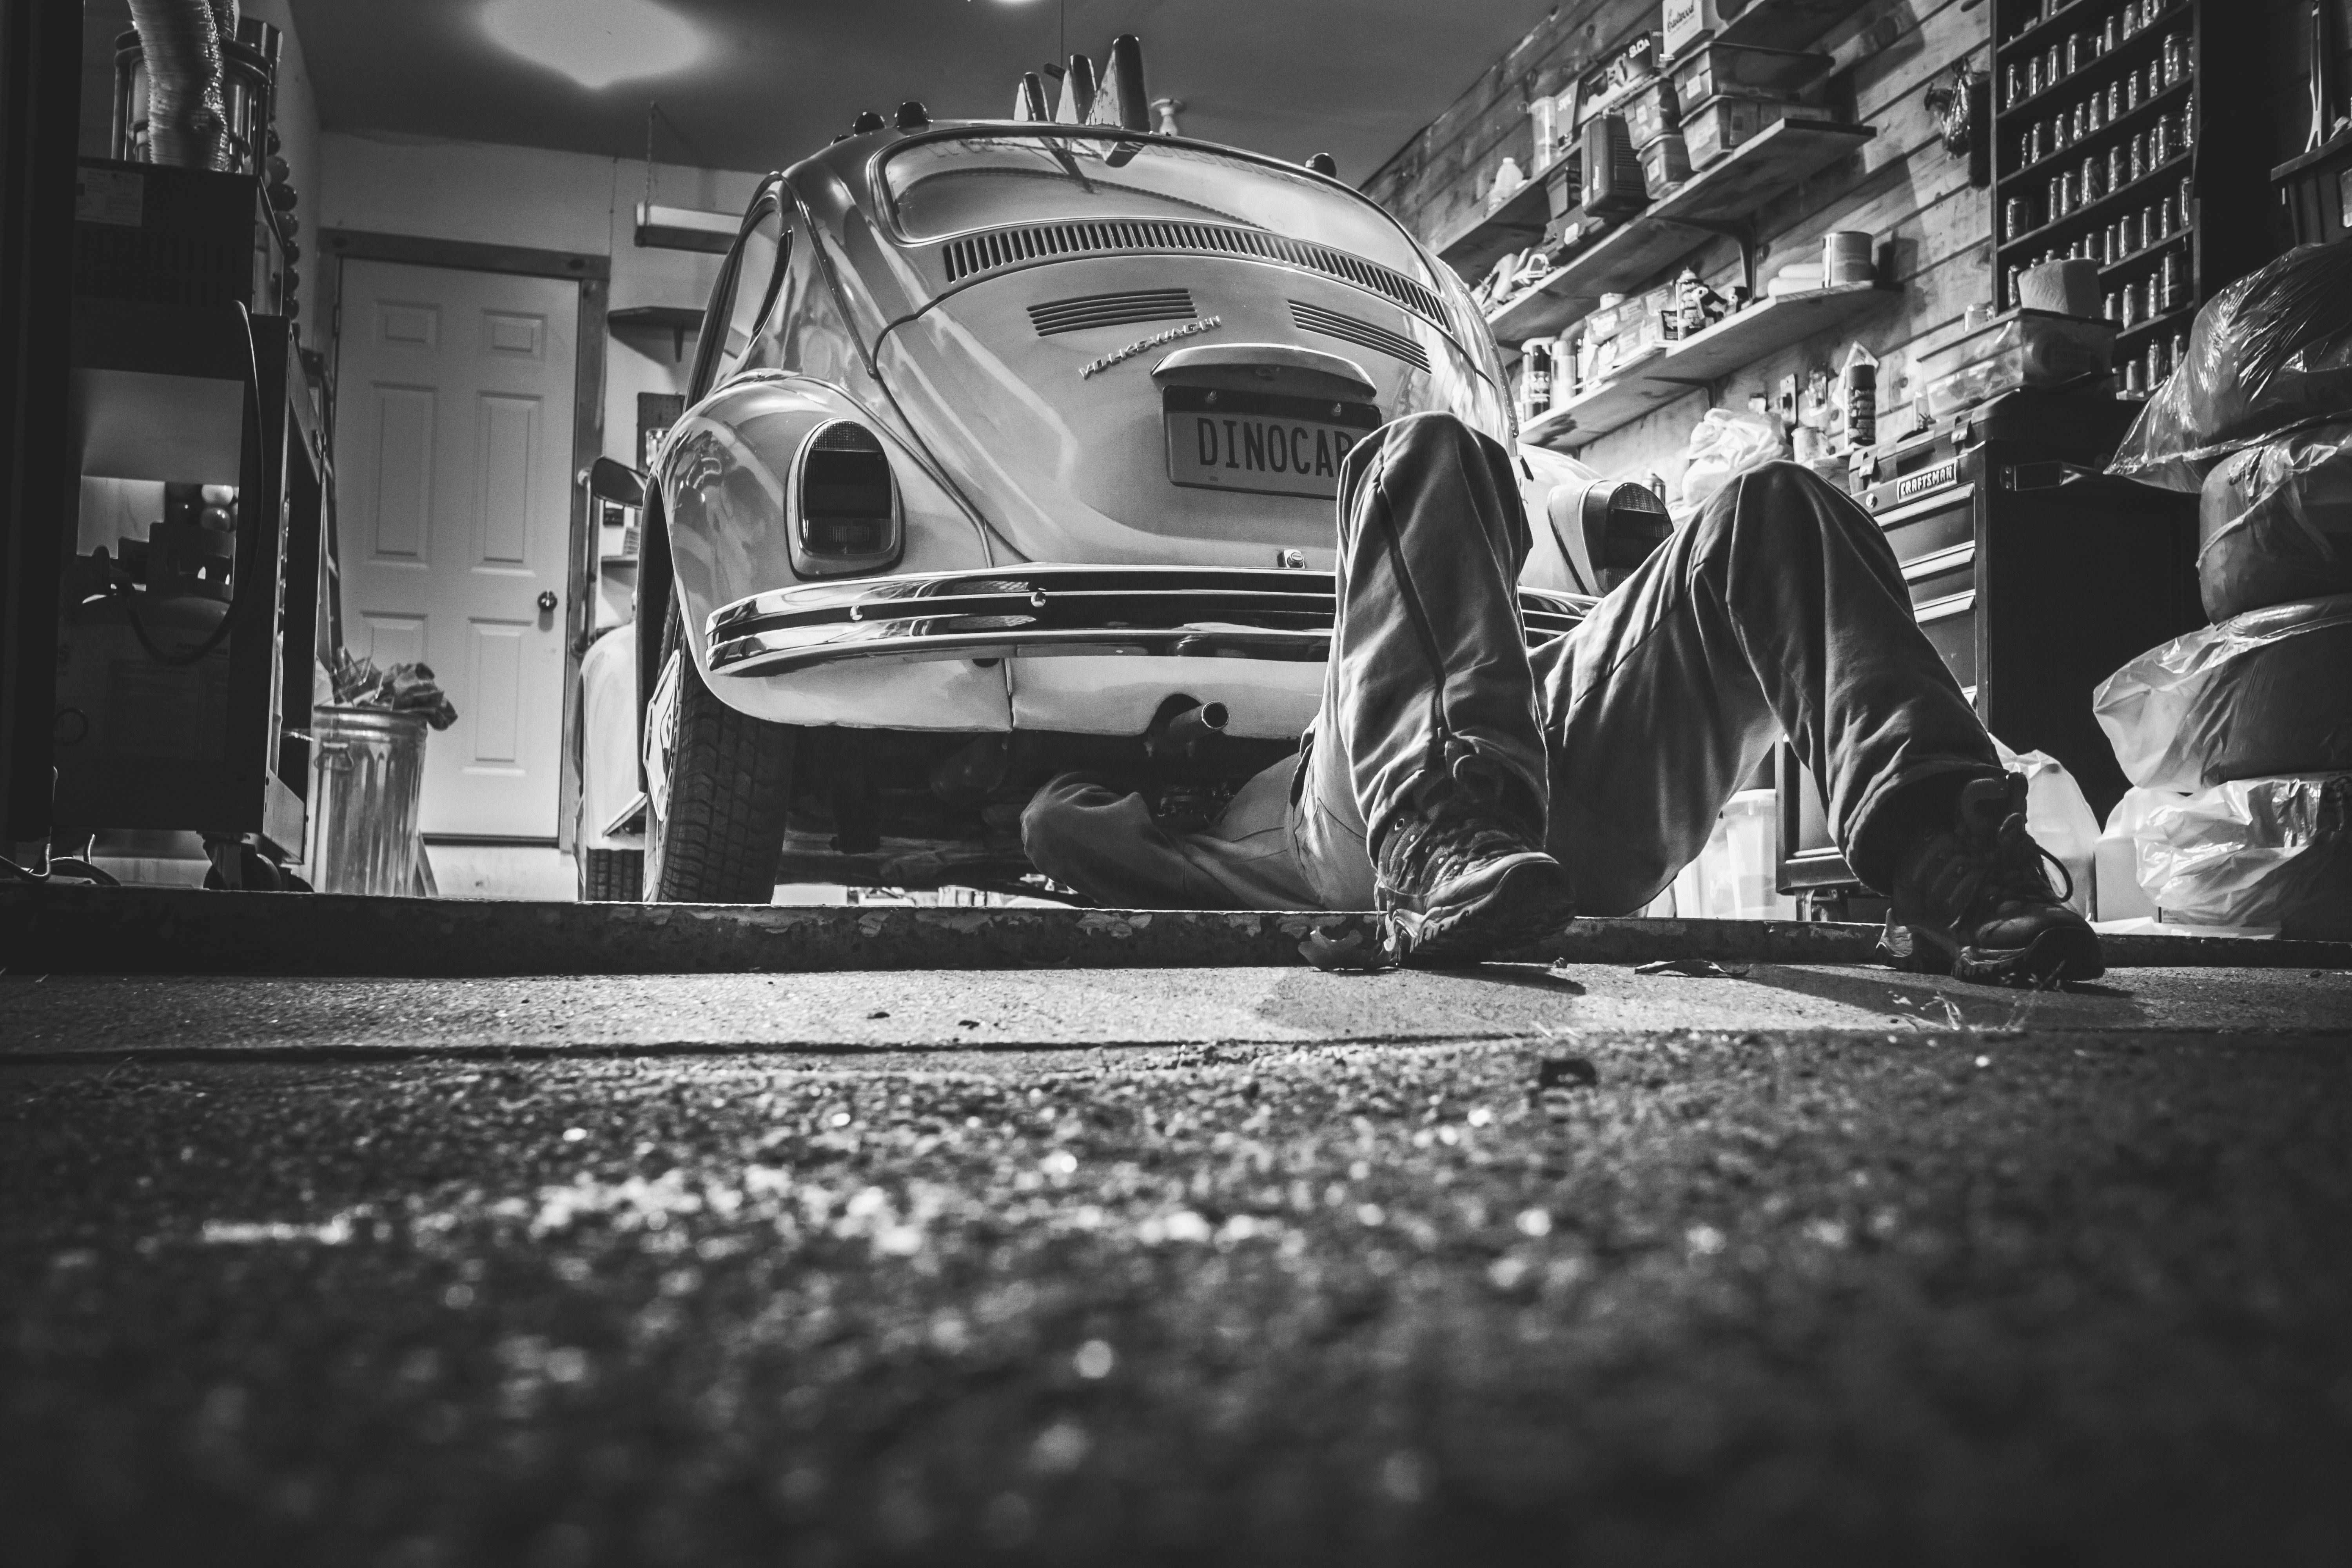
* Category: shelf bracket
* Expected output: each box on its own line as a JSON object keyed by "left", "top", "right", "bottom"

{"left": 1648, "top": 214, "right": 1762, "bottom": 298}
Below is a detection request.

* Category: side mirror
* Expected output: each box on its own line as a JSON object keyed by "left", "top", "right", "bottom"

{"left": 587, "top": 456, "right": 648, "bottom": 508}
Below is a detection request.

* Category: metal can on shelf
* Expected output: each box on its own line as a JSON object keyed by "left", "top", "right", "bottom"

{"left": 2104, "top": 289, "right": 2122, "bottom": 323}
{"left": 2124, "top": 356, "right": 2145, "bottom": 396}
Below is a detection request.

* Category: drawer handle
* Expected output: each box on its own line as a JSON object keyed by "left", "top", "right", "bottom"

{"left": 2004, "top": 460, "right": 2105, "bottom": 491}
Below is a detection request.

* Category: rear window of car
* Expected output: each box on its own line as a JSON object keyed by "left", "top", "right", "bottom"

{"left": 881, "top": 129, "right": 1431, "bottom": 283}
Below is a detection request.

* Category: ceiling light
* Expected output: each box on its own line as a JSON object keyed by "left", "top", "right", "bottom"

{"left": 482, "top": 0, "right": 702, "bottom": 90}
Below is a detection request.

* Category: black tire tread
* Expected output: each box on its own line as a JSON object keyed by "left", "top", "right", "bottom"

{"left": 646, "top": 608, "right": 794, "bottom": 903}
{"left": 577, "top": 847, "right": 643, "bottom": 902}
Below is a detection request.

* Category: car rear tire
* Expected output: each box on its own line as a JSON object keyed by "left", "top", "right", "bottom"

{"left": 577, "top": 846, "right": 643, "bottom": 902}
{"left": 644, "top": 606, "right": 794, "bottom": 903}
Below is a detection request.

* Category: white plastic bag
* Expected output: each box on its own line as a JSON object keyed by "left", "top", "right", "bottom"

{"left": 2197, "top": 419, "right": 2352, "bottom": 620}
{"left": 1995, "top": 739, "right": 2101, "bottom": 915}
{"left": 2092, "top": 592, "right": 2352, "bottom": 791}
{"left": 2102, "top": 775, "right": 2352, "bottom": 940}
{"left": 1679, "top": 408, "right": 1784, "bottom": 512}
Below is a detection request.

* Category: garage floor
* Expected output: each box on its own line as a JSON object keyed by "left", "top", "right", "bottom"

{"left": 3, "top": 918, "right": 2348, "bottom": 1564}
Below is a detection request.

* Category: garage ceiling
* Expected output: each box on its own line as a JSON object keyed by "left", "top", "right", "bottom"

{"left": 282, "top": 0, "right": 1556, "bottom": 183}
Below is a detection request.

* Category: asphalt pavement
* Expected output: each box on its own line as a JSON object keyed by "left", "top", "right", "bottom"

{"left": 3, "top": 961, "right": 2348, "bottom": 1565}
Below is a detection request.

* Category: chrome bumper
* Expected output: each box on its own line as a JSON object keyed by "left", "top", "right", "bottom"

{"left": 706, "top": 566, "right": 1592, "bottom": 678}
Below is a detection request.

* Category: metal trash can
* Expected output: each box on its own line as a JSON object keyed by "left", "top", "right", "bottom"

{"left": 308, "top": 705, "right": 430, "bottom": 896}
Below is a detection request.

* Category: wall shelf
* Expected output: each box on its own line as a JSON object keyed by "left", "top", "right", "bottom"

{"left": 1523, "top": 282, "right": 1895, "bottom": 451}
{"left": 609, "top": 304, "right": 704, "bottom": 362}
{"left": 1711, "top": 0, "right": 1877, "bottom": 54}
{"left": 1486, "top": 120, "right": 1875, "bottom": 343}
{"left": 1433, "top": 178, "right": 1553, "bottom": 285}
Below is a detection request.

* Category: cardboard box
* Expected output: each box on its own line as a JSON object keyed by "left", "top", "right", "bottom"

{"left": 1661, "top": 0, "right": 1730, "bottom": 62}
{"left": 1681, "top": 93, "right": 1786, "bottom": 168}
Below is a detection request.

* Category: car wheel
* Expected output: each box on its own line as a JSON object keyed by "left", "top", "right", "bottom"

{"left": 643, "top": 605, "right": 794, "bottom": 902}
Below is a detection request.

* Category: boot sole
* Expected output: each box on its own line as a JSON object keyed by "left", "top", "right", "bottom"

{"left": 1385, "top": 855, "right": 1577, "bottom": 968}
{"left": 1913, "top": 920, "right": 2106, "bottom": 986}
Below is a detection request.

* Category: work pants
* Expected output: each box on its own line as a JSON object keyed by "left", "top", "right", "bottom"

{"left": 1023, "top": 412, "right": 2000, "bottom": 914}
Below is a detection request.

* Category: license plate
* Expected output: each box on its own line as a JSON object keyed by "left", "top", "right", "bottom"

{"left": 1164, "top": 387, "right": 1380, "bottom": 501}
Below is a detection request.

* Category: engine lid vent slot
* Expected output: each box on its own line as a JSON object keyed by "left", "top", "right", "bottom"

{"left": 941, "top": 219, "right": 1446, "bottom": 329}
{"left": 1028, "top": 287, "right": 1196, "bottom": 336}
{"left": 1287, "top": 301, "right": 1429, "bottom": 372}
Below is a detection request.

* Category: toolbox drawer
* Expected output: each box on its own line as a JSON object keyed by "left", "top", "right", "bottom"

{"left": 1902, "top": 541, "right": 1976, "bottom": 608}
{"left": 1915, "top": 590, "right": 1977, "bottom": 690}
{"left": 1875, "top": 484, "right": 1975, "bottom": 567}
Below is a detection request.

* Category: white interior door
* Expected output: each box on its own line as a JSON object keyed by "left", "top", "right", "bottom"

{"left": 336, "top": 259, "right": 578, "bottom": 839}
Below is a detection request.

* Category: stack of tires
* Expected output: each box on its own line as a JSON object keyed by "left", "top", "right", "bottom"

{"left": 2094, "top": 245, "right": 2352, "bottom": 940}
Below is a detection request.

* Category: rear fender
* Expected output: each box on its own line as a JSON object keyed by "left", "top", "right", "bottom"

{"left": 656, "top": 374, "right": 996, "bottom": 691}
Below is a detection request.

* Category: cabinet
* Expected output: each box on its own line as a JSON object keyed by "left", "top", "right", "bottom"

{"left": 1775, "top": 389, "right": 2202, "bottom": 913}
{"left": 1990, "top": 0, "right": 2271, "bottom": 394}
{"left": 55, "top": 298, "right": 325, "bottom": 875}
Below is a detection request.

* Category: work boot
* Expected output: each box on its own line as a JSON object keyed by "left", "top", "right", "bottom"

{"left": 1375, "top": 758, "right": 1575, "bottom": 967}
{"left": 1889, "top": 773, "right": 2103, "bottom": 986}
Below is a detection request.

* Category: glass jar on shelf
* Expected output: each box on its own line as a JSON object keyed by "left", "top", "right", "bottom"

{"left": 2161, "top": 31, "right": 2188, "bottom": 87}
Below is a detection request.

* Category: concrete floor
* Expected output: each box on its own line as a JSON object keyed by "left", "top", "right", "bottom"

{"left": 2, "top": 960, "right": 2347, "bottom": 1565}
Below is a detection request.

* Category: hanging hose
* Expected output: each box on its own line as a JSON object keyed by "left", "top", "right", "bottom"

{"left": 127, "top": 0, "right": 232, "bottom": 169}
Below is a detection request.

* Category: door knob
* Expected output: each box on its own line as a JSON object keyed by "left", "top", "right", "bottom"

{"left": 537, "top": 590, "right": 559, "bottom": 613}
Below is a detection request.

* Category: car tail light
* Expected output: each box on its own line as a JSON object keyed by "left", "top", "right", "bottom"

{"left": 790, "top": 421, "right": 902, "bottom": 577}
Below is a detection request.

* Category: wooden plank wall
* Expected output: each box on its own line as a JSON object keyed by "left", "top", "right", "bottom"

{"left": 1362, "top": 0, "right": 1997, "bottom": 495}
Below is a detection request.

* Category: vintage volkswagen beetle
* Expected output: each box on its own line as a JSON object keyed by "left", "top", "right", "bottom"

{"left": 600, "top": 54, "right": 1660, "bottom": 903}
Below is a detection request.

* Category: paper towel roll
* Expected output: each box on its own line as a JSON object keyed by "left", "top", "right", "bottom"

{"left": 2020, "top": 259, "right": 2103, "bottom": 319}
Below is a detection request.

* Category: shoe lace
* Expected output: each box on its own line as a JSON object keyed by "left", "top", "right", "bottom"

{"left": 1385, "top": 766, "right": 1534, "bottom": 882}
{"left": 1976, "top": 808, "right": 2073, "bottom": 911}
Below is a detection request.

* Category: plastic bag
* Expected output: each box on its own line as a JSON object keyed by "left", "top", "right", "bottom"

{"left": 2197, "top": 419, "right": 2352, "bottom": 620}
{"left": 1679, "top": 408, "right": 1783, "bottom": 512}
{"left": 2107, "top": 243, "right": 2352, "bottom": 492}
{"left": 1996, "top": 739, "right": 2101, "bottom": 915}
{"left": 2104, "top": 775, "right": 2352, "bottom": 940}
{"left": 2093, "top": 592, "right": 2352, "bottom": 791}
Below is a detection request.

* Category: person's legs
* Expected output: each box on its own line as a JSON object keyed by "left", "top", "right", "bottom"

{"left": 1289, "top": 412, "right": 1574, "bottom": 956}
{"left": 1539, "top": 460, "right": 1998, "bottom": 913}
{"left": 1537, "top": 460, "right": 2098, "bottom": 983}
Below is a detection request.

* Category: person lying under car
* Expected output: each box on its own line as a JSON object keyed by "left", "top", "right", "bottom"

{"left": 1018, "top": 411, "right": 2102, "bottom": 988}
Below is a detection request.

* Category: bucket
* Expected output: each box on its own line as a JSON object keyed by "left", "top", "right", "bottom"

{"left": 308, "top": 705, "right": 429, "bottom": 896}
